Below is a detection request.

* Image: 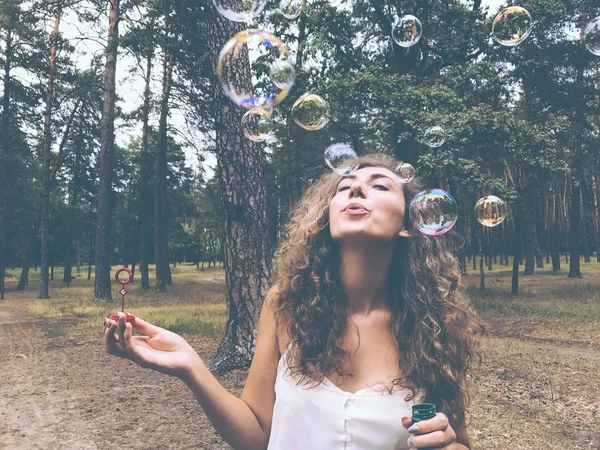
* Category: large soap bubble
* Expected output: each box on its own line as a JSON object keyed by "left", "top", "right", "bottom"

{"left": 394, "top": 162, "right": 415, "bottom": 183}
{"left": 212, "top": 0, "right": 268, "bottom": 23}
{"left": 217, "top": 30, "right": 294, "bottom": 109}
{"left": 279, "top": 0, "right": 302, "bottom": 19}
{"left": 409, "top": 189, "right": 458, "bottom": 236}
{"left": 425, "top": 126, "right": 445, "bottom": 148}
{"left": 291, "top": 93, "right": 329, "bottom": 130}
{"left": 584, "top": 16, "right": 600, "bottom": 56}
{"left": 241, "top": 108, "right": 273, "bottom": 142}
{"left": 270, "top": 60, "right": 296, "bottom": 89}
{"left": 325, "top": 143, "right": 358, "bottom": 176}
{"left": 474, "top": 195, "right": 507, "bottom": 227}
{"left": 492, "top": 6, "right": 532, "bottom": 47}
{"left": 391, "top": 14, "right": 422, "bottom": 48}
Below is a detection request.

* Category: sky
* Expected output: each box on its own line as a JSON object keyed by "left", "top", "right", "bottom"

{"left": 56, "top": 0, "right": 509, "bottom": 177}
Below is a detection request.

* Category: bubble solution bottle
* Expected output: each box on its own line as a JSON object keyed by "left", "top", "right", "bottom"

{"left": 411, "top": 403, "right": 436, "bottom": 423}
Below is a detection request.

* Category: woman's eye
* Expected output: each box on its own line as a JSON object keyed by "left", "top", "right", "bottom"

{"left": 373, "top": 184, "right": 389, "bottom": 190}
{"left": 337, "top": 186, "right": 350, "bottom": 191}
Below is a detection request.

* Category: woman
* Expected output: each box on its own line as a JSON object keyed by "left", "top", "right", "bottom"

{"left": 104, "top": 153, "right": 484, "bottom": 450}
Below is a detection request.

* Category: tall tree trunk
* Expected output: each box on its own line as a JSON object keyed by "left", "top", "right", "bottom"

{"left": 64, "top": 126, "right": 82, "bottom": 286}
{"left": 522, "top": 179, "right": 537, "bottom": 275}
{"left": 139, "top": 47, "right": 153, "bottom": 290}
{"left": 569, "top": 181, "right": 582, "bottom": 278}
{"left": 94, "top": 0, "right": 120, "bottom": 301}
{"left": 0, "top": 26, "right": 14, "bottom": 300}
{"left": 593, "top": 173, "right": 600, "bottom": 262}
{"left": 17, "top": 227, "right": 36, "bottom": 290}
{"left": 39, "top": 10, "right": 61, "bottom": 299}
{"left": 154, "top": 44, "right": 174, "bottom": 293}
{"left": 511, "top": 199, "right": 522, "bottom": 295}
{"left": 206, "top": 3, "right": 272, "bottom": 373}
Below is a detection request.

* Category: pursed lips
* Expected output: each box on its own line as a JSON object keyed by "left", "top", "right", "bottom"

{"left": 343, "top": 203, "right": 368, "bottom": 212}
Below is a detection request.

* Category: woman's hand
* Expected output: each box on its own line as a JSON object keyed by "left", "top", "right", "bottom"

{"left": 104, "top": 312, "right": 201, "bottom": 380}
{"left": 402, "top": 413, "right": 464, "bottom": 449}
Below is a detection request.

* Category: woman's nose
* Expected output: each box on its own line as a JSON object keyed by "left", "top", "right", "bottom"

{"left": 349, "top": 180, "right": 366, "bottom": 198}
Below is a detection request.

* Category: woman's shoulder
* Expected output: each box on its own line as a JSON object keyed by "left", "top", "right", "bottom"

{"left": 263, "top": 285, "right": 292, "bottom": 360}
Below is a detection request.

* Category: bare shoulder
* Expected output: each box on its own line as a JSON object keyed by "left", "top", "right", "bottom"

{"left": 239, "top": 285, "right": 284, "bottom": 438}
{"left": 263, "top": 285, "right": 291, "bottom": 359}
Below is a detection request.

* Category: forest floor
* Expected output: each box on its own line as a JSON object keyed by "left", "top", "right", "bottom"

{"left": 0, "top": 261, "right": 599, "bottom": 449}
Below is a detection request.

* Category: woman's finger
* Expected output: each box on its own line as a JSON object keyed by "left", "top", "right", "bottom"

{"left": 407, "top": 413, "right": 449, "bottom": 435}
{"left": 130, "top": 317, "right": 163, "bottom": 338}
{"left": 105, "top": 319, "right": 128, "bottom": 358}
{"left": 407, "top": 429, "right": 453, "bottom": 448}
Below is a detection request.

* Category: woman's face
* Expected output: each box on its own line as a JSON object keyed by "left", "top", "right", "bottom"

{"left": 329, "top": 166, "right": 410, "bottom": 244}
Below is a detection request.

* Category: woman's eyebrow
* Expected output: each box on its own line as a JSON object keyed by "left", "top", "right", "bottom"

{"left": 339, "top": 173, "right": 395, "bottom": 182}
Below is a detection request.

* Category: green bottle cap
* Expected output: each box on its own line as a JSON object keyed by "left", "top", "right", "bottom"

{"left": 412, "top": 403, "right": 436, "bottom": 423}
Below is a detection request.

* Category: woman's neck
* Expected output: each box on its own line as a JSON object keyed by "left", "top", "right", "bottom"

{"left": 338, "top": 243, "right": 394, "bottom": 316}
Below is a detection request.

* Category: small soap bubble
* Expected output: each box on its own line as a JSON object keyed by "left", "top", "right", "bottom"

{"left": 279, "top": 0, "right": 302, "bottom": 19}
{"left": 324, "top": 143, "right": 358, "bottom": 176}
{"left": 394, "top": 162, "right": 415, "bottom": 183}
{"left": 212, "top": 0, "right": 267, "bottom": 22}
{"left": 291, "top": 93, "right": 329, "bottom": 130}
{"left": 492, "top": 6, "right": 532, "bottom": 47}
{"left": 425, "top": 126, "right": 445, "bottom": 148}
{"left": 270, "top": 60, "right": 296, "bottom": 90}
{"left": 217, "top": 30, "right": 293, "bottom": 109}
{"left": 241, "top": 108, "right": 273, "bottom": 142}
{"left": 409, "top": 189, "right": 458, "bottom": 236}
{"left": 391, "top": 15, "right": 422, "bottom": 48}
{"left": 584, "top": 16, "right": 600, "bottom": 56}
{"left": 474, "top": 195, "right": 507, "bottom": 227}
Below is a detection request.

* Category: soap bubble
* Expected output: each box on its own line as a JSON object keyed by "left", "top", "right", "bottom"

{"left": 391, "top": 15, "right": 422, "bottom": 48}
{"left": 241, "top": 108, "right": 273, "bottom": 142}
{"left": 409, "top": 189, "right": 458, "bottom": 236}
{"left": 279, "top": 0, "right": 302, "bottom": 19}
{"left": 394, "top": 162, "right": 415, "bottom": 183}
{"left": 492, "top": 6, "right": 532, "bottom": 47}
{"left": 217, "top": 30, "right": 293, "bottom": 109}
{"left": 212, "top": 0, "right": 267, "bottom": 23}
{"left": 425, "top": 126, "right": 445, "bottom": 148}
{"left": 324, "top": 143, "right": 358, "bottom": 176}
{"left": 584, "top": 16, "right": 600, "bottom": 56}
{"left": 270, "top": 60, "right": 296, "bottom": 90}
{"left": 291, "top": 93, "right": 329, "bottom": 130}
{"left": 474, "top": 195, "right": 507, "bottom": 227}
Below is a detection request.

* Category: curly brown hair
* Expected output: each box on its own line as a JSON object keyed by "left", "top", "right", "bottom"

{"left": 270, "top": 153, "right": 485, "bottom": 430}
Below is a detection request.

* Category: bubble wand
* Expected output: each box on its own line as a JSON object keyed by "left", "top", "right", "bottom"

{"left": 110, "top": 267, "right": 136, "bottom": 323}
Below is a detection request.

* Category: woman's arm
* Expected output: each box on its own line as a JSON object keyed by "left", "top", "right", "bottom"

{"left": 105, "top": 287, "right": 281, "bottom": 450}
{"left": 183, "top": 288, "right": 280, "bottom": 450}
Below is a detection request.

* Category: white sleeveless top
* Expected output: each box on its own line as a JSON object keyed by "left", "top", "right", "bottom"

{"left": 267, "top": 343, "right": 426, "bottom": 450}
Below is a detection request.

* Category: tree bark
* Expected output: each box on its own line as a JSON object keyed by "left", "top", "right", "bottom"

{"left": 139, "top": 47, "right": 153, "bottom": 290}
{"left": 206, "top": 3, "right": 272, "bottom": 373}
{"left": 522, "top": 178, "right": 537, "bottom": 275}
{"left": 94, "top": 0, "right": 120, "bottom": 301}
{"left": 0, "top": 25, "right": 11, "bottom": 300}
{"left": 154, "top": 44, "right": 174, "bottom": 293}
{"left": 64, "top": 124, "right": 82, "bottom": 286}
{"left": 569, "top": 180, "right": 582, "bottom": 277}
{"left": 38, "top": 11, "right": 61, "bottom": 299}
{"left": 511, "top": 199, "right": 522, "bottom": 295}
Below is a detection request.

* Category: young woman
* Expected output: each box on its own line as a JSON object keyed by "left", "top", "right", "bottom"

{"left": 104, "top": 153, "right": 484, "bottom": 450}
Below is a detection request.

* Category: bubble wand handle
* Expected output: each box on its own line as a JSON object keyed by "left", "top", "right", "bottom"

{"left": 110, "top": 267, "right": 135, "bottom": 323}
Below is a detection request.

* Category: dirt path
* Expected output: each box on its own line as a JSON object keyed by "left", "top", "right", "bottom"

{"left": 1, "top": 298, "right": 599, "bottom": 449}
{"left": 0, "top": 299, "right": 240, "bottom": 450}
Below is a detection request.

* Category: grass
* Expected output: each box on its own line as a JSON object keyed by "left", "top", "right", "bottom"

{"left": 16, "top": 263, "right": 228, "bottom": 341}
{"left": 463, "top": 256, "right": 600, "bottom": 343}
{"left": 6, "top": 257, "right": 600, "bottom": 344}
